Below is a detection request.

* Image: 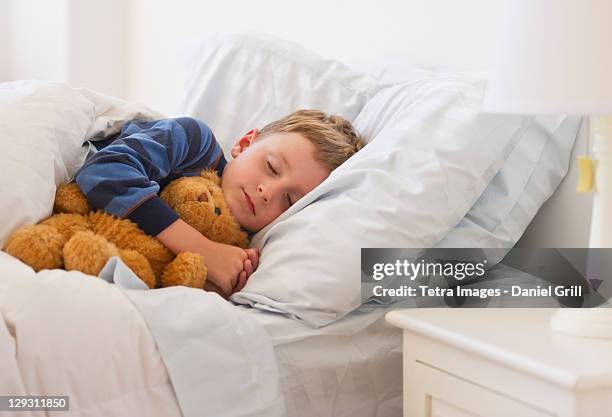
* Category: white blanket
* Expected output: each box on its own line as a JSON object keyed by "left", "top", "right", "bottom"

{"left": 0, "top": 253, "right": 285, "bottom": 417}
{"left": 0, "top": 252, "right": 180, "bottom": 417}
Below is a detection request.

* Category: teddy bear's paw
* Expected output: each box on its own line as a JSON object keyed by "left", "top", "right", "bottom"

{"left": 118, "top": 249, "right": 157, "bottom": 289}
{"left": 3, "top": 224, "right": 67, "bottom": 271}
{"left": 54, "top": 183, "right": 91, "bottom": 214}
{"left": 63, "top": 231, "right": 118, "bottom": 277}
{"left": 41, "top": 213, "right": 92, "bottom": 241}
{"left": 161, "top": 252, "right": 207, "bottom": 289}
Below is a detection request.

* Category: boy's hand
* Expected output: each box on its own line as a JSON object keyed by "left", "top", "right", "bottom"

{"left": 156, "top": 219, "right": 259, "bottom": 298}
{"left": 236, "top": 248, "right": 260, "bottom": 292}
{"left": 203, "top": 243, "right": 260, "bottom": 298}
{"left": 203, "top": 241, "right": 249, "bottom": 298}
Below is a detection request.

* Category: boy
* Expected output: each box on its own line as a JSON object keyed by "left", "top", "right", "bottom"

{"left": 75, "top": 110, "right": 365, "bottom": 298}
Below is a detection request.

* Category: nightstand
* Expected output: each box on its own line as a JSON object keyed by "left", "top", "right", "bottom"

{"left": 385, "top": 309, "right": 612, "bottom": 417}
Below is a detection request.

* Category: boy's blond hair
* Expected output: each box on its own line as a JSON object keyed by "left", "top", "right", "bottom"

{"left": 259, "top": 109, "right": 366, "bottom": 172}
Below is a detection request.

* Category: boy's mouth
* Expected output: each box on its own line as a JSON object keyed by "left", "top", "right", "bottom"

{"left": 243, "top": 188, "right": 256, "bottom": 215}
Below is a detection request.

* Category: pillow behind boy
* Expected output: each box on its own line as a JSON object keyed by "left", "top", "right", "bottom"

{"left": 435, "top": 115, "right": 581, "bottom": 262}
{"left": 374, "top": 64, "right": 582, "bottom": 265}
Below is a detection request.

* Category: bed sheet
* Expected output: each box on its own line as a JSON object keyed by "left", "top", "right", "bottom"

{"left": 240, "top": 306, "right": 404, "bottom": 417}
{"left": 242, "top": 261, "right": 565, "bottom": 417}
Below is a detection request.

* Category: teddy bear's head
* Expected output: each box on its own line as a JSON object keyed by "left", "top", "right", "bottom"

{"left": 159, "top": 170, "right": 249, "bottom": 248}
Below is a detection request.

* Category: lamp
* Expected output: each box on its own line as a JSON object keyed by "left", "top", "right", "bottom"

{"left": 483, "top": 0, "right": 612, "bottom": 338}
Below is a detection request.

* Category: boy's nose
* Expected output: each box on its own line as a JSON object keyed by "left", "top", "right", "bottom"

{"left": 257, "top": 184, "right": 270, "bottom": 203}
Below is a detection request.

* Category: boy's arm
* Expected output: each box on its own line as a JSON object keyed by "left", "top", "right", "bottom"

{"left": 75, "top": 117, "right": 225, "bottom": 237}
{"left": 156, "top": 218, "right": 215, "bottom": 255}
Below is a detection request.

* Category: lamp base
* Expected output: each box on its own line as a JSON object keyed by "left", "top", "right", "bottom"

{"left": 550, "top": 308, "right": 612, "bottom": 339}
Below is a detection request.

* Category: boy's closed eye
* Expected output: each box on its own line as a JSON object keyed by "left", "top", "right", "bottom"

{"left": 266, "top": 160, "right": 278, "bottom": 176}
{"left": 266, "top": 160, "right": 294, "bottom": 207}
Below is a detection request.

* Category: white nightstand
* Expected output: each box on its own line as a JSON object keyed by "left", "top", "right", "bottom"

{"left": 385, "top": 309, "right": 612, "bottom": 417}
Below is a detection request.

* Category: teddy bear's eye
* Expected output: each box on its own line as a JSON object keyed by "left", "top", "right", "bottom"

{"left": 214, "top": 207, "right": 221, "bottom": 216}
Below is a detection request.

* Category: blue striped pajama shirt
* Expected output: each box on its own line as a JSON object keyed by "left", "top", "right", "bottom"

{"left": 75, "top": 117, "right": 227, "bottom": 237}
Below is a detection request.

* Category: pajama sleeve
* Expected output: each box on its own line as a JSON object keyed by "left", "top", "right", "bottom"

{"left": 75, "top": 117, "right": 226, "bottom": 236}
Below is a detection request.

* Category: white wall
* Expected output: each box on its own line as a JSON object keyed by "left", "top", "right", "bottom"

{"left": 66, "top": 0, "right": 128, "bottom": 97}
{"left": 126, "top": 0, "right": 511, "bottom": 115}
{"left": 8, "top": 0, "right": 70, "bottom": 83}
{"left": 0, "top": 0, "right": 11, "bottom": 81}
{"left": 4, "top": 0, "right": 127, "bottom": 97}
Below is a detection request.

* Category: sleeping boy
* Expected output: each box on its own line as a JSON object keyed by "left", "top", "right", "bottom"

{"left": 75, "top": 110, "right": 365, "bottom": 298}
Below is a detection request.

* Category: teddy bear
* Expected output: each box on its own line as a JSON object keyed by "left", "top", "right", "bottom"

{"left": 3, "top": 169, "right": 249, "bottom": 290}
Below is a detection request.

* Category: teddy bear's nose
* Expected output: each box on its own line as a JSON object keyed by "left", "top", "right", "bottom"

{"left": 198, "top": 193, "right": 209, "bottom": 203}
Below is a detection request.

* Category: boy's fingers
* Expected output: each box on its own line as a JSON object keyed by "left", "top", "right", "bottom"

{"left": 246, "top": 249, "right": 259, "bottom": 270}
{"left": 235, "top": 270, "right": 248, "bottom": 293}
{"left": 252, "top": 251, "right": 259, "bottom": 270}
{"left": 244, "top": 259, "right": 253, "bottom": 277}
{"left": 237, "top": 271, "right": 247, "bottom": 292}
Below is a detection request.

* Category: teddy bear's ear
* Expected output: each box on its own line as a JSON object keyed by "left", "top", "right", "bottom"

{"left": 199, "top": 169, "right": 222, "bottom": 186}
{"left": 54, "top": 183, "right": 92, "bottom": 214}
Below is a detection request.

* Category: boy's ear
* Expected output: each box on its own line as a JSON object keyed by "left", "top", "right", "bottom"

{"left": 230, "top": 128, "right": 259, "bottom": 158}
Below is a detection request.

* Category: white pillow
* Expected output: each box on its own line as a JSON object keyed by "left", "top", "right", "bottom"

{"left": 436, "top": 115, "right": 582, "bottom": 262}
{"left": 178, "top": 31, "right": 379, "bottom": 153}
{"left": 233, "top": 79, "right": 531, "bottom": 326}
{"left": 0, "top": 80, "right": 94, "bottom": 246}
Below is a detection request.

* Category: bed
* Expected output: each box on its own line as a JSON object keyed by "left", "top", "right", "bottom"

{"left": 0, "top": 28, "right": 584, "bottom": 417}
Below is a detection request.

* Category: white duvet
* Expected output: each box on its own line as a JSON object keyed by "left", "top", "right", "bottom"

{"left": 0, "top": 252, "right": 181, "bottom": 417}
{"left": 0, "top": 251, "right": 285, "bottom": 417}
